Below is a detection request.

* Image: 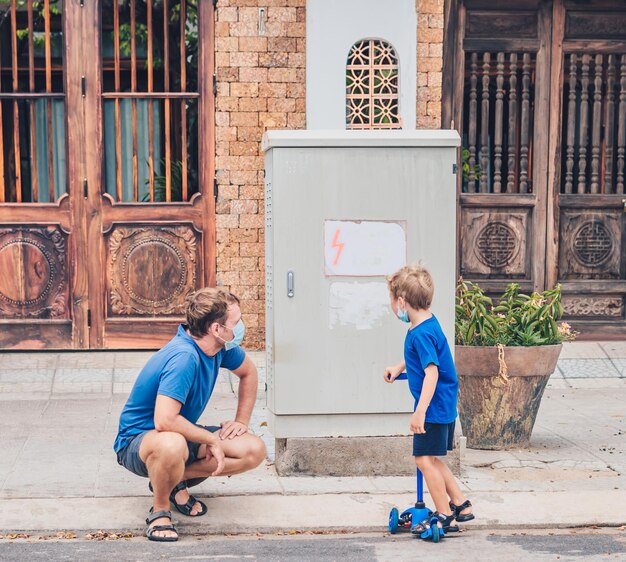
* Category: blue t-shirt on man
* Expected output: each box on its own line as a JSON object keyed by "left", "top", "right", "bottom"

{"left": 114, "top": 324, "right": 245, "bottom": 453}
{"left": 404, "top": 314, "right": 458, "bottom": 424}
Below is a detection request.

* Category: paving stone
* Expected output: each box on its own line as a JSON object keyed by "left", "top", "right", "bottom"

{"left": 557, "top": 358, "right": 620, "bottom": 378}
{"left": 601, "top": 341, "right": 626, "bottom": 358}
{"left": 56, "top": 352, "right": 115, "bottom": 370}
{"left": 610, "top": 357, "right": 626, "bottom": 377}
{"left": 53, "top": 368, "right": 113, "bottom": 394}
{"left": 0, "top": 353, "right": 58, "bottom": 370}
{"left": 113, "top": 352, "right": 153, "bottom": 369}
{"left": 558, "top": 342, "right": 608, "bottom": 360}
{"left": 0, "top": 369, "right": 54, "bottom": 393}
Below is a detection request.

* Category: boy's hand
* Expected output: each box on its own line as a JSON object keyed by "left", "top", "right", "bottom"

{"left": 410, "top": 409, "right": 426, "bottom": 434}
{"left": 383, "top": 364, "right": 404, "bottom": 383}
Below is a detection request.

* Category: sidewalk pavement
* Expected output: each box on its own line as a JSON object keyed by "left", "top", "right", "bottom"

{"left": 0, "top": 341, "right": 624, "bottom": 534}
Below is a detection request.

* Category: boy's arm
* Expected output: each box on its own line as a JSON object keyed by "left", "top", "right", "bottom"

{"left": 410, "top": 363, "right": 439, "bottom": 433}
{"left": 384, "top": 361, "right": 406, "bottom": 383}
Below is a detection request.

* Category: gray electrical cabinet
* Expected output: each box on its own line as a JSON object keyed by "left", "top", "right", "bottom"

{"left": 263, "top": 130, "right": 460, "bottom": 439}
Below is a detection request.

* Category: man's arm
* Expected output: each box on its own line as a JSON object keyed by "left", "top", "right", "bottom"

{"left": 219, "top": 354, "right": 258, "bottom": 439}
{"left": 154, "top": 395, "right": 225, "bottom": 475}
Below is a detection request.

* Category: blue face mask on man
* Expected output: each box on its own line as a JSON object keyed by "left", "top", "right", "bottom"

{"left": 219, "top": 319, "right": 246, "bottom": 350}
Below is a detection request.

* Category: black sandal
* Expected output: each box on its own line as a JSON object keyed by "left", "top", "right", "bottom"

{"left": 449, "top": 499, "right": 475, "bottom": 522}
{"left": 169, "top": 480, "right": 208, "bottom": 517}
{"left": 148, "top": 480, "right": 208, "bottom": 517}
{"left": 411, "top": 512, "right": 458, "bottom": 537}
{"left": 145, "top": 509, "right": 178, "bottom": 542}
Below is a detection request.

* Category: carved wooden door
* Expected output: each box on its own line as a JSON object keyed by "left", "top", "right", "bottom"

{"left": 546, "top": 0, "right": 626, "bottom": 337}
{"left": 446, "top": 0, "right": 626, "bottom": 339}
{"left": 0, "top": 0, "right": 214, "bottom": 349}
{"left": 0, "top": 0, "right": 74, "bottom": 348}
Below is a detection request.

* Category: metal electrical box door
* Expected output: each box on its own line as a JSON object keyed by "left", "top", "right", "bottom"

{"left": 263, "top": 131, "right": 460, "bottom": 438}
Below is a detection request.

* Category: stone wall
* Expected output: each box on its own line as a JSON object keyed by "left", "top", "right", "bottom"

{"left": 214, "top": 0, "right": 444, "bottom": 349}
{"left": 416, "top": 0, "right": 444, "bottom": 129}
{"left": 214, "top": 0, "right": 306, "bottom": 349}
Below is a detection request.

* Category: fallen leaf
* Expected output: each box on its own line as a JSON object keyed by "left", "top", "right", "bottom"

{"left": 260, "top": 422, "right": 268, "bottom": 427}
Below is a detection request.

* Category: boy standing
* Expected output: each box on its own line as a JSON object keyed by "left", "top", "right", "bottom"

{"left": 384, "top": 264, "right": 474, "bottom": 534}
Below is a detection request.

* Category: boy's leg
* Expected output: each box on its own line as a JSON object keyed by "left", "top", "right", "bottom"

{"left": 415, "top": 455, "right": 453, "bottom": 516}
{"left": 433, "top": 457, "right": 472, "bottom": 516}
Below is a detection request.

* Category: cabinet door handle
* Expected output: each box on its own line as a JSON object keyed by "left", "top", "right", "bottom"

{"left": 287, "top": 271, "right": 294, "bottom": 298}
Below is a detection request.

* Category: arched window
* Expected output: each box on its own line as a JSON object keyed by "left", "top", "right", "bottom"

{"left": 346, "top": 39, "right": 401, "bottom": 129}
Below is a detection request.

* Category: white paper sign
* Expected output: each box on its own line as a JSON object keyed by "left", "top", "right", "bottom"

{"left": 324, "top": 220, "right": 406, "bottom": 276}
{"left": 329, "top": 282, "right": 391, "bottom": 330}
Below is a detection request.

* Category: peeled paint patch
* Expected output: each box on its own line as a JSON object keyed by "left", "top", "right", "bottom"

{"left": 329, "top": 282, "right": 391, "bottom": 330}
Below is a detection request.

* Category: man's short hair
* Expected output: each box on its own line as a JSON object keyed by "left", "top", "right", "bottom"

{"left": 185, "top": 288, "right": 240, "bottom": 337}
{"left": 387, "top": 264, "right": 434, "bottom": 310}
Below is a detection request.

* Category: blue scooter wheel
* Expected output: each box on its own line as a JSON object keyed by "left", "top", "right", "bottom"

{"left": 388, "top": 507, "right": 399, "bottom": 534}
{"left": 431, "top": 524, "right": 440, "bottom": 543}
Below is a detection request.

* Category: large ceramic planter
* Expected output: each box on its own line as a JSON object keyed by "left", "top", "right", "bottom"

{"left": 455, "top": 344, "right": 562, "bottom": 450}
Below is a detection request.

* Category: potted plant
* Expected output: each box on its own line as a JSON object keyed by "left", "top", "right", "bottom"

{"left": 454, "top": 279, "right": 576, "bottom": 450}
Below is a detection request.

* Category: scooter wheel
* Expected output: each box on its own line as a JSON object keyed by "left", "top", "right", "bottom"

{"left": 388, "top": 507, "right": 399, "bottom": 534}
{"left": 431, "top": 524, "right": 440, "bottom": 543}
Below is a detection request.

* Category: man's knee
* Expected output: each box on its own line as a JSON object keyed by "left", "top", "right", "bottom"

{"left": 141, "top": 431, "right": 188, "bottom": 465}
{"left": 246, "top": 435, "right": 266, "bottom": 468}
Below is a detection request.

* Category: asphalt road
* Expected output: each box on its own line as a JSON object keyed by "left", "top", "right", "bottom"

{"left": 1, "top": 529, "right": 625, "bottom": 562}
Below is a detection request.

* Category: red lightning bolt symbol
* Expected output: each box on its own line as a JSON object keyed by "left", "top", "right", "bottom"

{"left": 331, "top": 228, "right": 344, "bottom": 266}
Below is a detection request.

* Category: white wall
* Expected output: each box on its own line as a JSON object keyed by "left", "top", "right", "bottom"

{"left": 306, "top": 0, "right": 417, "bottom": 130}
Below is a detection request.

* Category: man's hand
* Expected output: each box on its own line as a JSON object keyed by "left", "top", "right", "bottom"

{"left": 219, "top": 420, "right": 248, "bottom": 440}
{"left": 410, "top": 408, "right": 426, "bottom": 434}
{"left": 383, "top": 363, "right": 405, "bottom": 383}
{"left": 206, "top": 439, "right": 225, "bottom": 476}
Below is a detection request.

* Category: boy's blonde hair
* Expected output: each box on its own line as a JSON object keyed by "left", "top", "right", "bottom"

{"left": 186, "top": 288, "right": 240, "bottom": 337}
{"left": 387, "top": 264, "right": 434, "bottom": 310}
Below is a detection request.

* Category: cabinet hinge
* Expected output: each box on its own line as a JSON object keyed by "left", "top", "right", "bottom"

{"left": 83, "top": 178, "right": 88, "bottom": 198}
{"left": 87, "top": 310, "right": 91, "bottom": 328}
{"left": 452, "top": 163, "right": 458, "bottom": 174}
{"left": 212, "top": 73, "right": 217, "bottom": 97}
{"left": 214, "top": 175, "right": 219, "bottom": 202}
{"left": 81, "top": 76, "right": 86, "bottom": 97}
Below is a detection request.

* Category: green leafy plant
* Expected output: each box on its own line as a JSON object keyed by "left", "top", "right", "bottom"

{"left": 142, "top": 158, "right": 184, "bottom": 202}
{"left": 455, "top": 278, "right": 576, "bottom": 347}
{"left": 461, "top": 147, "right": 481, "bottom": 183}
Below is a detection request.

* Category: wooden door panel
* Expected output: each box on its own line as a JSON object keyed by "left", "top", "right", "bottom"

{"left": 549, "top": 0, "right": 626, "bottom": 337}
{"left": 106, "top": 223, "right": 200, "bottom": 318}
{"left": 83, "top": 0, "right": 215, "bottom": 349}
{"left": 460, "top": 208, "right": 531, "bottom": 279}
{"left": 0, "top": 1, "right": 78, "bottom": 349}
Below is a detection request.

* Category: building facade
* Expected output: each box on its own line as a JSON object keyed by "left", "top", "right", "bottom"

{"left": 0, "top": 0, "right": 624, "bottom": 350}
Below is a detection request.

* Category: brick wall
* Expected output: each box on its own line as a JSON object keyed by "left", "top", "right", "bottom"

{"left": 214, "top": 1, "right": 444, "bottom": 349}
{"left": 416, "top": 0, "right": 444, "bottom": 128}
{"left": 214, "top": 0, "right": 306, "bottom": 349}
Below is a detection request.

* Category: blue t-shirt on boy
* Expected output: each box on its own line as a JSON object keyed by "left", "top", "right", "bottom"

{"left": 114, "top": 324, "right": 245, "bottom": 453}
{"left": 404, "top": 314, "right": 458, "bottom": 424}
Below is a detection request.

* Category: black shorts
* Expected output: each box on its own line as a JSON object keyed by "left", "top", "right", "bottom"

{"left": 413, "top": 421, "right": 456, "bottom": 457}
{"left": 116, "top": 424, "right": 221, "bottom": 478}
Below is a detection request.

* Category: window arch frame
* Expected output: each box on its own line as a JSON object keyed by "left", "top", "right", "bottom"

{"left": 346, "top": 38, "right": 402, "bottom": 130}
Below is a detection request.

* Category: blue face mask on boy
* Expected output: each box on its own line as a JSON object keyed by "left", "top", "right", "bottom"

{"left": 219, "top": 319, "right": 246, "bottom": 350}
{"left": 396, "top": 306, "right": 410, "bottom": 323}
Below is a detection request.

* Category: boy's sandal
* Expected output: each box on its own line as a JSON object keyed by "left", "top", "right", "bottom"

{"left": 450, "top": 499, "right": 475, "bottom": 522}
{"left": 145, "top": 509, "right": 178, "bottom": 542}
{"left": 169, "top": 480, "right": 208, "bottom": 517}
{"left": 148, "top": 480, "right": 208, "bottom": 517}
{"left": 411, "top": 512, "right": 458, "bottom": 535}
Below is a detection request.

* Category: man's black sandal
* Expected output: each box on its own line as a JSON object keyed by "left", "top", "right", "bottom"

{"left": 169, "top": 480, "right": 208, "bottom": 517}
{"left": 145, "top": 509, "right": 178, "bottom": 542}
{"left": 148, "top": 480, "right": 209, "bottom": 517}
{"left": 449, "top": 499, "right": 475, "bottom": 522}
